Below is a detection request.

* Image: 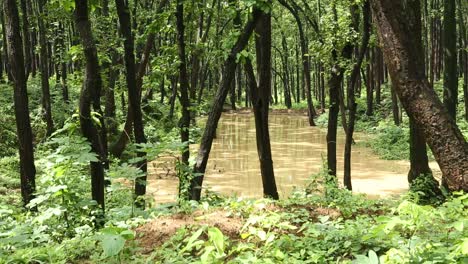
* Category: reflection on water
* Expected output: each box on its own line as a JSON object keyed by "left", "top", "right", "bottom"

{"left": 147, "top": 113, "right": 440, "bottom": 202}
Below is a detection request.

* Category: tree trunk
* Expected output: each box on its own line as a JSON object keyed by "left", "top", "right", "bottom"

{"left": 20, "top": 0, "right": 30, "bottom": 78}
{"left": 371, "top": 0, "right": 468, "bottom": 191}
{"left": 176, "top": 0, "right": 191, "bottom": 169}
{"left": 278, "top": 0, "right": 316, "bottom": 126}
{"left": 115, "top": 0, "right": 148, "bottom": 202}
{"left": 244, "top": 8, "right": 279, "bottom": 199}
{"left": 344, "top": 1, "right": 370, "bottom": 190}
{"left": 190, "top": 8, "right": 262, "bottom": 201}
{"left": 37, "top": 0, "right": 54, "bottom": 136}
{"left": 442, "top": 0, "right": 457, "bottom": 119}
{"left": 74, "top": 0, "right": 106, "bottom": 213}
{"left": 4, "top": 0, "right": 37, "bottom": 208}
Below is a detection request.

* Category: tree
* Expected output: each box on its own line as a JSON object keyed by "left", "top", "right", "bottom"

{"left": 344, "top": 0, "right": 371, "bottom": 190}
{"left": 190, "top": 8, "right": 263, "bottom": 201}
{"left": 115, "top": 0, "right": 148, "bottom": 203}
{"left": 37, "top": 0, "right": 54, "bottom": 136}
{"left": 443, "top": 0, "right": 457, "bottom": 119}
{"left": 4, "top": 0, "right": 36, "bottom": 208}
{"left": 278, "top": 0, "right": 316, "bottom": 126}
{"left": 176, "top": 0, "right": 191, "bottom": 168}
{"left": 74, "top": 0, "right": 106, "bottom": 213}
{"left": 244, "top": 5, "right": 279, "bottom": 200}
{"left": 371, "top": 0, "right": 468, "bottom": 191}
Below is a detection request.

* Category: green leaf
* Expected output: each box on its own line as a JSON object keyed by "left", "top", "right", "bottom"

{"left": 101, "top": 234, "right": 126, "bottom": 257}
{"left": 368, "top": 250, "right": 379, "bottom": 264}
{"left": 208, "top": 227, "right": 225, "bottom": 253}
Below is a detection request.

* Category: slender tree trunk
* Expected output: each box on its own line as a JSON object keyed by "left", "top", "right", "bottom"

{"left": 190, "top": 9, "right": 262, "bottom": 201}
{"left": 4, "top": 0, "right": 36, "bottom": 208}
{"left": 442, "top": 0, "right": 457, "bottom": 119}
{"left": 74, "top": 0, "right": 106, "bottom": 214}
{"left": 115, "top": 0, "right": 148, "bottom": 202}
{"left": 284, "top": 0, "right": 316, "bottom": 125}
{"left": 244, "top": 8, "right": 279, "bottom": 199}
{"left": 458, "top": 0, "right": 468, "bottom": 121}
{"left": 391, "top": 84, "right": 400, "bottom": 125}
{"left": 20, "top": 0, "right": 30, "bottom": 78}
{"left": 407, "top": 117, "right": 439, "bottom": 191}
{"left": 176, "top": 0, "right": 191, "bottom": 169}
{"left": 281, "top": 34, "right": 292, "bottom": 109}
{"left": 371, "top": 0, "right": 468, "bottom": 191}
{"left": 365, "top": 50, "right": 374, "bottom": 116}
{"left": 37, "top": 0, "right": 54, "bottom": 136}
{"left": 344, "top": 1, "right": 370, "bottom": 190}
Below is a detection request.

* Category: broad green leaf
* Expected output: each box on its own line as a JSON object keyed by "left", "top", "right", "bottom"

{"left": 101, "top": 234, "right": 126, "bottom": 257}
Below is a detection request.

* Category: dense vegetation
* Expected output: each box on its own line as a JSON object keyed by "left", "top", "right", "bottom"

{"left": 0, "top": 0, "right": 467, "bottom": 263}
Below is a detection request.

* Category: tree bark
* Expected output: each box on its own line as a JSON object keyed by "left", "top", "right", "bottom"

{"left": 37, "top": 0, "right": 54, "bottom": 136}
{"left": 244, "top": 8, "right": 279, "bottom": 199}
{"left": 20, "top": 0, "right": 30, "bottom": 78}
{"left": 4, "top": 0, "right": 37, "bottom": 208}
{"left": 190, "top": 8, "right": 262, "bottom": 201}
{"left": 371, "top": 0, "right": 468, "bottom": 191}
{"left": 74, "top": 0, "right": 106, "bottom": 213}
{"left": 176, "top": 0, "right": 191, "bottom": 168}
{"left": 443, "top": 0, "right": 458, "bottom": 119}
{"left": 115, "top": 0, "right": 148, "bottom": 202}
{"left": 344, "top": 1, "right": 371, "bottom": 190}
{"left": 278, "top": 0, "right": 316, "bottom": 126}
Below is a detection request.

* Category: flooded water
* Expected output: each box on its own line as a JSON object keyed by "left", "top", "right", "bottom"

{"left": 147, "top": 113, "right": 440, "bottom": 202}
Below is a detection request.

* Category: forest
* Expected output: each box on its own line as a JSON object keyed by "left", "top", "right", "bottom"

{"left": 0, "top": 0, "right": 467, "bottom": 263}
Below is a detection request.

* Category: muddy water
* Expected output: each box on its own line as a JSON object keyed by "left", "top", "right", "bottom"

{"left": 147, "top": 113, "right": 440, "bottom": 202}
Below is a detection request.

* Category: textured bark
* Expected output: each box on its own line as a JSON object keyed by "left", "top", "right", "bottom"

{"left": 176, "top": 0, "right": 191, "bottom": 167}
{"left": 458, "top": 0, "right": 468, "bottom": 121}
{"left": 74, "top": 0, "right": 106, "bottom": 212}
{"left": 245, "top": 8, "right": 279, "bottom": 199}
{"left": 443, "top": 0, "right": 458, "bottom": 119}
{"left": 37, "top": 0, "right": 54, "bottom": 136}
{"left": 278, "top": 0, "right": 316, "bottom": 126}
{"left": 326, "top": 58, "right": 341, "bottom": 177}
{"left": 20, "top": 0, "right": 30, "bottom": 77}
{"left": 344, "top": 1, "right": 370, "bottom": 190}
{"left": 4, "top": 0, "right": 37, "bottom": 208}
{"left": 371, "top": 0, "right": 468, "bottom": 191}
{"left": 190, "top": 9, "right": 262, "bottom": 201}
{"left": 115, "top": 0, "right": 148, "bottom": 200}
{"left": 407, "top": 117, "right": 432, "bottom": 181}
{"left": 110, "top": 0, "right": 167, "bottom": 157}
{"left": 391, "top": 84, "right": 400, "bottom": 125}
{"left": 327, "top": 4, "right": 353, "bottom": 177}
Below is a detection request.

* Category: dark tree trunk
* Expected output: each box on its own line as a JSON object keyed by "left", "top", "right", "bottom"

{"left": 391, "top": 84, "right": 400, "bottom": 125}
{"left": 4, "top": 0, "right": 36, "bottom": 208}
{"left": 365, "top": 50, "right": 374, "bottom": 116}
{"left": 176, "top": 0, "right": 191, "bottom": 168}
{"left": 408, "top": 118, "right": 433, "bottom": 181}
{"left": 281, "top": 34, "right": 292, "bottom": 109}
{"left": 344, "top": 1, "right": 370, "bottom": 191}
{"left": 190, "top": 9, "right": 262, "bottom": 201}
{"left": 37, "top": 0, "right": 54, "bottom": 136}
{"left": 327, "top": 4, "right": 353, "bottom": 177}
{"left": 110, "top": 0, "right": 167, "bottom": 157}
{"left": 442, "top": 0, "right": 457, "bottom": 119}
{"left": 20, "top": 0, "right": 30, "bottom": 78}
{"left": 74, "top": 0, "right": 106, "bottom": 213}
{"left": 371, "top": 0, "right": 468, "bottom": 191}
{"left": 278, "top": 0, "right": 316, "bottom": 126}
{"left": 115, "top": 0, "right": 148, "bottom": 201}
{"left": 244, "top": 8, "right": 279, "bottom": 199}
{"left": 458, "top": 0, "right": 468, "bottom": 121}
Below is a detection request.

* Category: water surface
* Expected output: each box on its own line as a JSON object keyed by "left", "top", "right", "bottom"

{"left": 147, "top": 113, "right": 440, "bottom": 202}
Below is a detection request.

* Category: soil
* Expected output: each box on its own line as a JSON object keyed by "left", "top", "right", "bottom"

{"left": 135, "top": 209, "right": 243, "bottom": 253}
